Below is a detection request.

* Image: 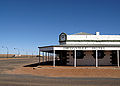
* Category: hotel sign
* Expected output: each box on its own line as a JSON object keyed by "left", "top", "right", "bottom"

{"left": 63, "top": 47, "right": 105, "bottom": 50}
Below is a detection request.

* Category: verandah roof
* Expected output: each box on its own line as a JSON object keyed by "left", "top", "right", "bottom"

{"left": 38, "top": 44, "right": 120, "bottom": 52}
{"left": 38, "top": 44, "right": 120, "bottom": 48}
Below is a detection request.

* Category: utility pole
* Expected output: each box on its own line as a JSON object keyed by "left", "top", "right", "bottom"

{"left": 2, "top": 46, "right": 9, "bottom": 58}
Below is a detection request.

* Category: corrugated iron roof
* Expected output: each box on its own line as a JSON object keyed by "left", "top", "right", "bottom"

{"left": 72, "top": 32, "right": 93, "bottom": 35}
{"left": 38, "top": 44, "right": 120, "bottom": 48}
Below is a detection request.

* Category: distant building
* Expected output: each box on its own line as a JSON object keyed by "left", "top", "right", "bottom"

{"left": 38, "top": 32, "right": 120, "bottom": 67}
{"left": 13, "top": 54, "right": 21, "bottom": 57}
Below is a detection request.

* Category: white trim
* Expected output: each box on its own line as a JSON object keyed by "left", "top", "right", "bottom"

{"left": 74, "top": 50, "right": 76, "bottom": 67}
{"left": 96, "top": 50, "right": 98, "bottom": 67}
{"left": 117, "top": 50, "right": 119, "bottom": 67}
{"left": 66, "top": 42, "right": 120, "bottom": 45}
{"left": 53, "top": 50, "right": 55, "bottom": 67}
{"left": 39, "top": 46, "right": 120, "bottom": 51}
{"left": 54, "top": 47, "right": 120, "bottom": 51}
{"left": 67, "top": 35, "right": 120, "bottom": 40}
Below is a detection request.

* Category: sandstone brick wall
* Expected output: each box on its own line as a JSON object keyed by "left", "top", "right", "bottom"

{"left": 98, "top": 51, "right": 112, "bottom": 65}
{"left": 66, "top": 51, "right": 112, "bottom": 66}
{"left": 66, "top": 51, "right": 74, "bottom": 65}
{"left": 77, "top": 51, "right": 95, "bottom": 66}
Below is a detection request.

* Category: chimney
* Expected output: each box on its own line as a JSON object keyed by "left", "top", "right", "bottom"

{"left": 96, "top": 32, "right": 100, "bottom": 35}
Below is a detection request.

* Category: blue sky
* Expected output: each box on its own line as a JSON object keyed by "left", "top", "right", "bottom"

{"left": 0, "top": 0, "right": 120, "bottom": 54}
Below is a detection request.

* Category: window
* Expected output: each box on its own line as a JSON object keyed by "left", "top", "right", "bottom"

{"left": 76, "top": 50, "right": 85, "bottom": 59}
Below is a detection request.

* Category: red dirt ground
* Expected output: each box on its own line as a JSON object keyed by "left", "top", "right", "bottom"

{"left": 6, "top": 66, "right": 120, "bottom": 78}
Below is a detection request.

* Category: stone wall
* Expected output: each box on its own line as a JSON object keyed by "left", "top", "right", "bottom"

{"left": 66, "top": 51, "right": 112, "bottom": 66}
{"left": 66, "top": 51, "right": 74, "bottom": 65}
{"left": 77, "top": 51, "right": 95, "bottom": 66}
{"left": 99, "top": 51, "right": 112, "bottom": 65}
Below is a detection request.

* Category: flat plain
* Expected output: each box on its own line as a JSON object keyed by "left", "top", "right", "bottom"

{"left": 0, "top": 57, "right": 120, "bottom": 86}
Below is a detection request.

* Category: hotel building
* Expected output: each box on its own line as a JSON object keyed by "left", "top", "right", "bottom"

{"left": 38, "top": 32, "right": 120, "bottom": 67}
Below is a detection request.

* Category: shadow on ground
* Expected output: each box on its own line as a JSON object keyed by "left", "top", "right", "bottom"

{"left": 23, "top": 61, "right": 117, "bottom": 67}
{"left": 24, "top": 61, "right": 62, "bottom": 67}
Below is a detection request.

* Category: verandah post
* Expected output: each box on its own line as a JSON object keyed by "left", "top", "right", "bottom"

{"left": 43, "top": 52, "right": 44, "bottom": 62}
{"left": 39, "top": 49, "right": 40, "bottom": 64}
{"left": 53, "top": 50, "right": 55, "bottom": 67}
{"left": 74, "top": 50, "right": 76, "bottom": 67}
{"left": 96, "top": 50, "right": 98, "bottom": 67}
{"left": 117, "top": 50, "right": 119, "bottom": 67}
